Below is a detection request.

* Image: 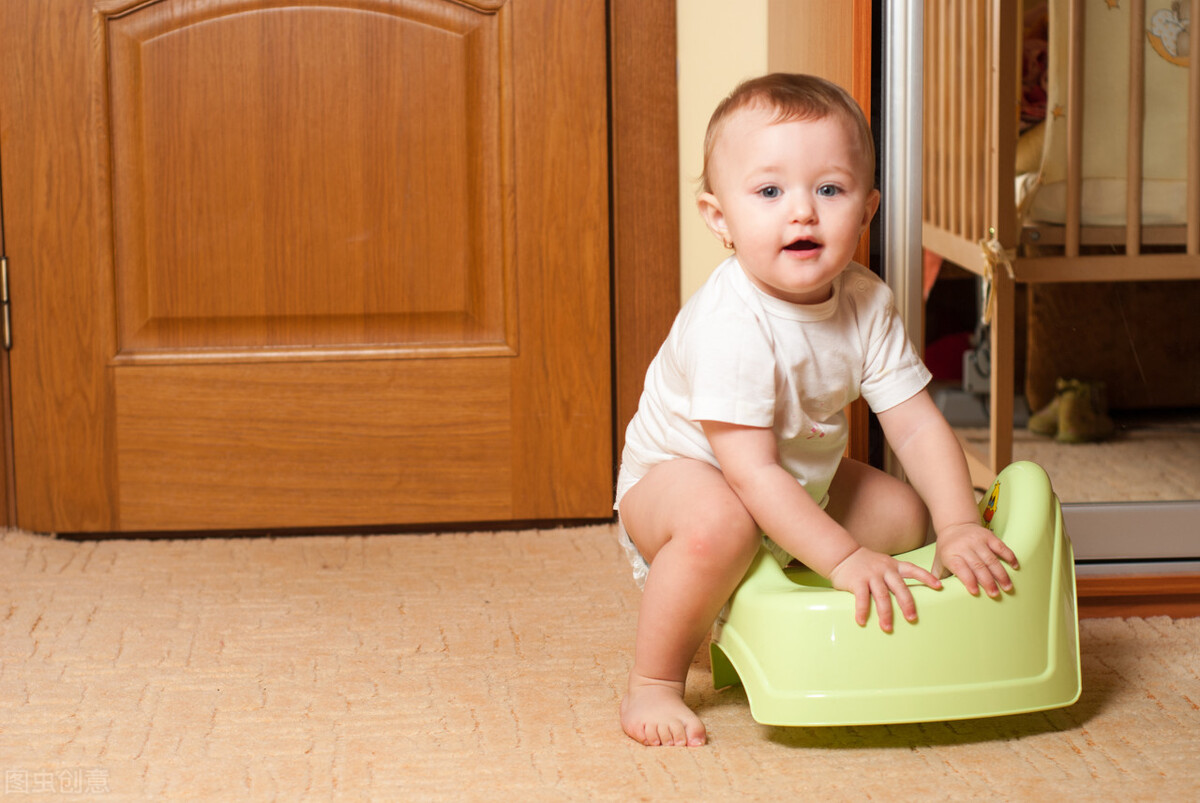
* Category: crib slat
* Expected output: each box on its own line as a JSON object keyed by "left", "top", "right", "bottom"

{"left": 969, "top": 0, "right": 986, "bottom": 239}
{"left": 922, "top": 0, "right": 1019, "bottom": 261}
{"left": 1065, "top": 0, "right": 1085, "bottom": 258}
{"left": 950, "top": 1, "right": 960, "bottom": 235}
{"left": 1189, "top": 0, "right": 1200, "bottom": 254}
{"left": 938, "top": 0, "right": 950, "bottom": 233}
{"left": 922, "top": 2, "right": 932, "bottom": 224}
{"left": 936, "top": 0, "right": 947, "bottom": 232}
{"left": 1126, "top": 0, "right": 1145, "bottom": 255}
{"left": 993, "top": 0, "right": 1020, "bottom": 247}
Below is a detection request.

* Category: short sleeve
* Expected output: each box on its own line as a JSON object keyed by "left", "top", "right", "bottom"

{"left": 678, "top": 307, "right": 777, "bottom": 428}
{"left": 857, "top": 280, "right": 932, "bottom": 412}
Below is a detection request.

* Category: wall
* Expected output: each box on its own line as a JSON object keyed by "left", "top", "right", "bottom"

{"left": 676, "top": 1, "right": 767, "bottom": 301}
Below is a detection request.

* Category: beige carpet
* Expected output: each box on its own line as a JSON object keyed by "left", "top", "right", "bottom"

{"left": 2, "top": 524, "right": 1199, "bottom": 801}
{"left": 958, "top": 414, "right": 1200, "bottom": 503}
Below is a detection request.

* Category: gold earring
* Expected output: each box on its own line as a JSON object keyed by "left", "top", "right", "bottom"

{"left": 722, "top": 236, "right": 734, "bottom": 250}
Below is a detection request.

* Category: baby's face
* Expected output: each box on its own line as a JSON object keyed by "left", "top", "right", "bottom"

{"left": 700, "top": 106, "right": 879, "bottom": 305}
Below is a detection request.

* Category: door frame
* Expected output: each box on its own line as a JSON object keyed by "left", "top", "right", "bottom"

{"left": 610, "top": 0, "right": 681, "bottom": 468}
{"left": 0, "top": 165, "right": 12, "bottom": 525}
{"left": 0, "top": 0, "right": 680, "bottom": 530}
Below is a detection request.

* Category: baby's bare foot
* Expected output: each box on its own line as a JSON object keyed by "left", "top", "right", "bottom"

{"left": 621, "top": 676, "right": 707, "bottom": 746}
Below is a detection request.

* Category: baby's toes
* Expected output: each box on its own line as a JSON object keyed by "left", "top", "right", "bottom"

{"left": 657, "top": 720, "right": 684, "bottom": 747}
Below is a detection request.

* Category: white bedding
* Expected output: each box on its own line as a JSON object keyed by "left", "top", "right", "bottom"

{"left": 1021, "top": 0, "right": 1192, "bottom": 227}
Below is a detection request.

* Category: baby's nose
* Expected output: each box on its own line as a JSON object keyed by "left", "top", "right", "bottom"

{"left": 791, "top": 195, "right": 817, "bottom": 222}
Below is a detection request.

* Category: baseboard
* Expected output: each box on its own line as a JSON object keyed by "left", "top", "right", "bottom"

{"left": 1077, "top": 572, "right": 1200, "bottom": 619}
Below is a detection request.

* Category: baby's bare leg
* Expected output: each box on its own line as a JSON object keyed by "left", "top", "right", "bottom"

{"left": 824, "top": 457, "right": 931, "bottom": 555}
{"left": 618, "top": 459, "right": 761, "bottom": 747}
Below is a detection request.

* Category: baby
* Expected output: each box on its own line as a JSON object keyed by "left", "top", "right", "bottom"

{"left": 614, "top": 74, "right": 1018, "bottom": 747}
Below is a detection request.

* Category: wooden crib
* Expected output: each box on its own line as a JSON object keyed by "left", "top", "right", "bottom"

{"left": 922, "top": 0, "right": 1200, "bottom": 473}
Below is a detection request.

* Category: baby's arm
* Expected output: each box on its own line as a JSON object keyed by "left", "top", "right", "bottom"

{"left": 876, "top": 390, "right": 1018, "bottom": 597}
{"left": 702, "top": 420, "right": 941, "bottom": 632}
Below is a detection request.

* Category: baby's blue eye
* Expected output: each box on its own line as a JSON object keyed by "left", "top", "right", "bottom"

{"left": 759, "top": 186, "right": 781, "bottom": 199}
{"left": 817, "top": 184, "right": 841, "bottom": 197}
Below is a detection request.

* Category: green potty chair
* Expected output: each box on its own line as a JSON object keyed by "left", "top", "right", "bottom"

{"left": 710, "top": 461, "right": 1081, "bottom": 726}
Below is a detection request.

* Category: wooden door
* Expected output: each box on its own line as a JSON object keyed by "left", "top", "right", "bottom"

{"left": 0, "top": 0, "right": 613, "bottom": 533}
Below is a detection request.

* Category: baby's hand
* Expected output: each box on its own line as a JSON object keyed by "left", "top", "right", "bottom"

{"left": 828, "top": 547, "right": 943, "bottom": 633}
{"left": 931, "top": 522, "right": 1019, "bottom": 598}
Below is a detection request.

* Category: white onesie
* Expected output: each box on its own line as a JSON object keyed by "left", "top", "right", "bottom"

{"left": 614, "top": 256, "right": 932, "bottom": 587}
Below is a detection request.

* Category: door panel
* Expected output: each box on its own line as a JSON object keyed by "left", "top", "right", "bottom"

{"left": 0, "top": 0, "right": 611, "bottom": 532}
{"left": 114, "top": 361, "right": 513, "bottom": 530}
{"left": 107, "top": 0, "right": 514, "bottom": 358}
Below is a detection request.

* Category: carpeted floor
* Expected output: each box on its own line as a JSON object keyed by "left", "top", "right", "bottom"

{"left": 2, "top": 524, "right": 1199, "bottom": 801}
{"left": 958, "top": 412, "right": 1200, "bottom": 503}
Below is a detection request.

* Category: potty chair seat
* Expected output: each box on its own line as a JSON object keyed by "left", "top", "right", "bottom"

{"left": 710, "top": 461, "right": 1081, "bottom": 726}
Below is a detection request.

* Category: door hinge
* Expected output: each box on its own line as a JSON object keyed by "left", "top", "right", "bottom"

{"left": 1, "top": 256, "right": 10, "bottom": 350}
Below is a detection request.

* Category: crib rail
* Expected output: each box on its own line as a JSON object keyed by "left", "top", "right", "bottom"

{"left": 923, "top": 0, "right": 1200, "bottom": 280}
{"left": 922, "top": 0, "right": 1017, "bottom": 275}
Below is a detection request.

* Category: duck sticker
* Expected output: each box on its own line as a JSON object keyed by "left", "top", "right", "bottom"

{"left": 1149, "top": 2, "right": 1191, "bottom": 67}
{"left": 983, "top": 482, "right": 1000, "bottom": 528}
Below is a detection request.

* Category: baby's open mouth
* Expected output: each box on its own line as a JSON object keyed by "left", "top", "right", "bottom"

{"left": 785, "top": 239, "right": 820, "bottom": 252}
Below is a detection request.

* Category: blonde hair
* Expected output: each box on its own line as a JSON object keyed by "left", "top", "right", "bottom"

{"left": 700, "top": 73, "right": 876, "bottom": 195}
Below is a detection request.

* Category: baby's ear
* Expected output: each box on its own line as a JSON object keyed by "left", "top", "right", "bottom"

{"left": 861, "top": 188, "right": 881, "bottom": 227}
{"left": 697, "top": 192, "right": 730, "bottom": 244}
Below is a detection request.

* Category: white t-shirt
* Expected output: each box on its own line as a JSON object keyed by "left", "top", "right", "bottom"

{"left": 615, "top": 256, "right": 931, "bottom": 509}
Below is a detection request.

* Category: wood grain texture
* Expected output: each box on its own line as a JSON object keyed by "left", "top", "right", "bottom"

{"left": 114, "top": 361, "right": 515, "bottom": 530}
{"left": 2, "top": 0, "right": 614, "bottom": 532}
{"left": 610, "top": 0, "right": 680, "bottom": 462}
{"left": 0, "top": 0, "right": 118, "bottom": 530}
{"left": 1078, "top": 573, "right": 1200, "bottom": 618}
{"left": 106, "top": 1, "right": 514, "bottom": 357}
{"left": 506, "top": 0, "right": 611, "bottom": 520}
